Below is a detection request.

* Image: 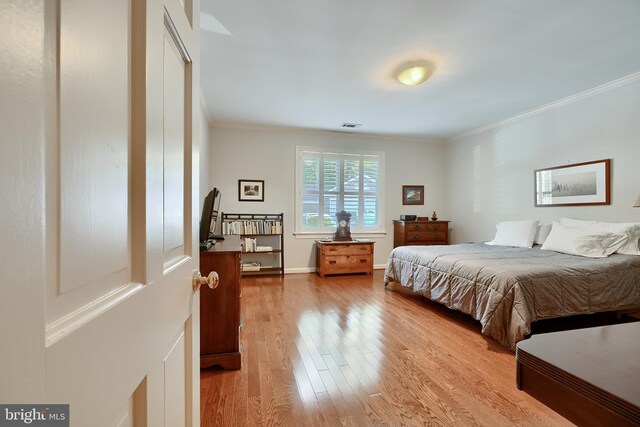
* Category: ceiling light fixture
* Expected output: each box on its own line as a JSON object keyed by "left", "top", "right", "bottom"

{"left": 396, "top": 61, "right": 434, "bottom": 86}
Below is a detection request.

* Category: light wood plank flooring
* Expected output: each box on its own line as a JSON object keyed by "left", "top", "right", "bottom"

{"left": 201, "top": 271, "right": 572, "bottom": 426}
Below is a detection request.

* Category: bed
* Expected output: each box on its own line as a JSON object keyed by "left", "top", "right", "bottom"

{"left": 384, "top": 243, "right": 640, "bottom": 350}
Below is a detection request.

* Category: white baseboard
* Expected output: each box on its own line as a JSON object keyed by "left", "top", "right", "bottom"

{"left": 284, "top": 265, "right": 386, "bottom": 275}
{"left": 284, "top": 267, "right": 315, "bottom": 274}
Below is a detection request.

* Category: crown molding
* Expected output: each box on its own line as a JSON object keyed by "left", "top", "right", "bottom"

{"left": 451, "top": 71, "right": 640, "bottom": 142}
{"left": 210, "top": 121, "right": 447, "bottom": 145}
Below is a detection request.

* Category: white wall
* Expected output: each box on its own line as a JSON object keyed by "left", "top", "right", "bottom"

{"left": 198, "top": 96, "right": 211, "bottom": 203}
{"left": 208, "top": 125, "right": 447, "bottom": 271}
{"left": 446, "top": 74, "right": 640, "bottom": 244}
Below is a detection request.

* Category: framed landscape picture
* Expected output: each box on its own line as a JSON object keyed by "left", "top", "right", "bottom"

{"left": 402, "top": 185, "right": 424, "bottom": 205}
{"left": 238, "top": 179, "right": 264, "bottom": 202}
{"left": 534, "top": 159, "right": 610, "bottom": 207}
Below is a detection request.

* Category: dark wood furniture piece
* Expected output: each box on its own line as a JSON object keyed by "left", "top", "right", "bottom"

{"left": 393, "top": 220, "right": 450, "bottom": 248}
{"left": 516, "top": 323, "right": 640, "bottom": 427}
{"left": 199, "top": 236, "right": 242, "bottom": 370}
{"left": 221, "top": 212, "right": 284, "bottom": 276}
{"left": 316, "top": 240, "right": 374, "bottom": 277}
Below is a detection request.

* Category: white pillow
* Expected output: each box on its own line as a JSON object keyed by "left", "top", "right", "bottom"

{"left": 560, "top": 218, "right": 640, "bottom": 255}
{"left": 485, "top": 220, "right": 539, "bottom": 248}
{"left": 541, "top": 222, "right": 627, "bottom": 258}
{"left": 534, "top": 223, "right": 552, "bottom": 245}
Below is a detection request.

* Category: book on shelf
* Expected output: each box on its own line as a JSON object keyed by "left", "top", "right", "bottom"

{"left": 255, "top": 246, "right": 273, "bottom": 252}
{"left": 222, "top": 219, "right": 282, "bottom": 235}
{"left": 242, "top": 237, "right": 257, "bottom": 252}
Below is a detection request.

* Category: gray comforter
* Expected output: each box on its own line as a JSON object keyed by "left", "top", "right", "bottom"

{"left": 384, "top": 243, "right": 640, "bottom": 350}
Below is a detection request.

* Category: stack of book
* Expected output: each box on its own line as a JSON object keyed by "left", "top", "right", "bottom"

{"left": 242, "top": 262, "right": 261, "bottom": 272}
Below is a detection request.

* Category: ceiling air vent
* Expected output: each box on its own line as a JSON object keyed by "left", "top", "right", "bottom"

{"left": 340, "top": 123, "right": 362, "bottom": 129}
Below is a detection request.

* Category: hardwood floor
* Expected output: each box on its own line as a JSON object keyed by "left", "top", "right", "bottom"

{"left": 200, "top": 271, "right": 572, "bottom": 426}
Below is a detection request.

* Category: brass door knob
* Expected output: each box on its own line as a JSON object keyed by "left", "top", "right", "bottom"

{"left": 193, "top": 270, "right": 219, "bottom": 291}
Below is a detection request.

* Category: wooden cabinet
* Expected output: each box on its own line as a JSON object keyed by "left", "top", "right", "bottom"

{"left": 393, "top": 220, "right": 450, "bottom": 248}
{"left": 199, "top": 236, "right": 242, "bottom": 370}
{"left": 316, "top": 240, "right": 374, "bottom": 277}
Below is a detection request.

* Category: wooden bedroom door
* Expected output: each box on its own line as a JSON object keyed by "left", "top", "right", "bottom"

{"left": 0, "top": 0, "right": 201, "bottom": 425}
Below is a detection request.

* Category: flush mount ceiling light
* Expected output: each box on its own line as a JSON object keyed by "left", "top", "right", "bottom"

{"left": 396, "top": 61, "right": 435, "bottom": 86}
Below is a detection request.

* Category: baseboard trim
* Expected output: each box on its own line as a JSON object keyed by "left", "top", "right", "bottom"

{"left": 285, "top": 265, "right": 386, "bottom": 275}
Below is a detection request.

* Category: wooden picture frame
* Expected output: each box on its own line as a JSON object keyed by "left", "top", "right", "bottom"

{"left": 402, "top": 185, "right": 424, "bottom": 205}
{"left": 534, "top": 159, "right": 610, "bottom": 207}
{"left": 238, "top": 179, "right": 264, "bottom": 202}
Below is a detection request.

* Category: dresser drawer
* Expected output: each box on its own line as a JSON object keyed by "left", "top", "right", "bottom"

{"left": 405, "top": 222, "right": 430, "bottom": 232}
{"left": 325, "top": 254, "right": 372, "bottom": 268}
{"left": 322, "top": 243, "right": 372, "bottom": 256}
{"left": 427, "top": 223, "right": 446, "bottom": 232}
{"left": 406, "top": 231, "right": 447, "bottom": 243}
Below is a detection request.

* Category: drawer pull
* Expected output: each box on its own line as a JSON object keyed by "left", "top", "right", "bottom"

{"left": 360, "top": 259, "right": 367, "bottom": 263}
{"left": 414, "top": 225, "right": 421, "bottom": 230}
{"left": 433, "top": 226, "right": 441, "bottom": 230}
{"left": 414, "top": 235, "right": 420, "bottom": 240}
{"left": 329, "top": 248, "right": 337, "bottom": 252}
{"left": 434, "top": 234, "right": 440, "bottom": 240}
{"left": 329, "top": 260, "right": 336, "bottom": 264}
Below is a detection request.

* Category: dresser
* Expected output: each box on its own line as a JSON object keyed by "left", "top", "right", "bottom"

{"left": 315, "top": 240, "right": 374, "bottom": 277}
{"left": 199, "top": 236, "right": 242, "bottom": 370}
{"left": 393, "top": 220, "right": 450, "bottom": 248}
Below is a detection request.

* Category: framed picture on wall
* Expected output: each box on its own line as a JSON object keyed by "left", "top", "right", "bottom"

{"left": 238, "top": 179, "right": 264, "bottom": 202}
{"left": 402, "top": 185, "right": 424, "bottom": 205}
{"left": 534, "top": 159, "right": 610, "bottom": 207}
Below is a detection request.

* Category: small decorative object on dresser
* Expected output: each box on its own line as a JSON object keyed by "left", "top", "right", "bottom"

{"left": 431, "top": 211, "right": 438, "bottom": 221}
{"left": 334, "top": 210, "right": 352, "bottom": 241}
{"left": 393, "top": 219, "right": 449, "bottom": 248}
{"left": 316, "top": 240, "right": 374, "bottom": 277}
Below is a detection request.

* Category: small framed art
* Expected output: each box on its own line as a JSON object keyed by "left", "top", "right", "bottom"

{"left": 238, "top": 179, "right": 264, "bottom": 202}
{"left": 402, "top": 185, "right": 424, "bottom": 205}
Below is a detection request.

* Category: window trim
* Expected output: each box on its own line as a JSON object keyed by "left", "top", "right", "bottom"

{"left": 295, "top": 145, "right": 385, "bottom": 235}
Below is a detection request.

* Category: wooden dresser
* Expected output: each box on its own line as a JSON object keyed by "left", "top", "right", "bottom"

{"left": 199, "top": 236, "right": 242, "bottom": 370}
{"left": 393, "top": 220, "right": 450, "bottom": 248}
{"left": 315, "top": 240, "right": 374, "bottom": 277}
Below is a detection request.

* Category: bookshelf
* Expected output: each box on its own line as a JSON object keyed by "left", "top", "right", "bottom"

{"left": 221, "top": 213, "right": 284, "bottom": 276}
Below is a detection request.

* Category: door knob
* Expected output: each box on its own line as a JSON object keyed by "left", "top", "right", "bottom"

{"left": 193, "top": 271, "right": 219, "bottom": 291}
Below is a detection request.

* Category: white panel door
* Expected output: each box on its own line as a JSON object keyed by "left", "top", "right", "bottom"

{"left": 0, "top": 0, "right": 201, "bottom": 426}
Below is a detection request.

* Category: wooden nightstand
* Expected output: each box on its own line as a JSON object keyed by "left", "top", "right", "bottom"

{"left": 315, "top": 240, "right": 374, "bottom": 277}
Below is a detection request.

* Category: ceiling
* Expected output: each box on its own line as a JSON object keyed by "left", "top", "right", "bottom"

{"left": 199, "top": 0, "right": 640, "bottom": 139}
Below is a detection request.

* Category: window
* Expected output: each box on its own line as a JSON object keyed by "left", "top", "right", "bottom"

{"left": 295, "top": 146, "right": 384, "bottom": 234}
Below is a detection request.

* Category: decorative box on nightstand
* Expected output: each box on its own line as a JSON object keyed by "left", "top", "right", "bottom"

{"left": 315, "top": 240, "right": 374, "bottom": 277}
